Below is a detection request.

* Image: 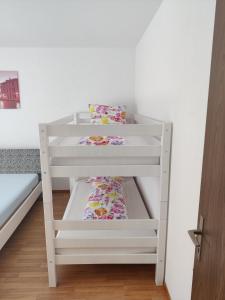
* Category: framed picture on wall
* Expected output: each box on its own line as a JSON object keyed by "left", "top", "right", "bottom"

{"left": 0, "top": 71, "right": 20, "bottom": 109}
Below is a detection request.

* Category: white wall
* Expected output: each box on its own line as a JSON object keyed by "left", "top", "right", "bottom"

{"left": 0, "top": 48, "right": 134, "bottom": 147}
{"left": 135, "top": 1, "right": 216, "bottom": 299}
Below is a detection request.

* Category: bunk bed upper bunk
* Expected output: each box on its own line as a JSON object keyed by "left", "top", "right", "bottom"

{"left": 40, "top": 112, "right": 166, "bottom": 178}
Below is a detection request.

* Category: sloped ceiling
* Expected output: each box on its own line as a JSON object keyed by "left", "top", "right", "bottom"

{"left": 0, "top": 0, "right": 162, "bottom": 47}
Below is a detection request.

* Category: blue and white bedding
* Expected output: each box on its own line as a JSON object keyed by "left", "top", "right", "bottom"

{"left": 0, "top": 174, "right": 39, "bottom": 227}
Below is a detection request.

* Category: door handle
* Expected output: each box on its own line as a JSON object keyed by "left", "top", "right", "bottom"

{"left": 188, "top": 216, "right": 204, "bottom": 260}
{"left": 188, "top": 230, "right": 202, "bottom": 247}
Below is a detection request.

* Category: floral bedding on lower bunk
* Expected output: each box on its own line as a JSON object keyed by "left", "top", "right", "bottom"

{"left": 83, "top": 177, "right": 127, "bottom": 220}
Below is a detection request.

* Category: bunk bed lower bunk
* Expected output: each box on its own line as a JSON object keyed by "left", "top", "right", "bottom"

{"left": 56, "top": 177, "right": 157, "bottom": 258}
{"left": 39, "top": 112, "right": 171, "bottom": 287}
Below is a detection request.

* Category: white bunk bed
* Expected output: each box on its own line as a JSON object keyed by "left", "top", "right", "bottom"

{"left": 39, "top": 112, "right": 172, "bottom": 287}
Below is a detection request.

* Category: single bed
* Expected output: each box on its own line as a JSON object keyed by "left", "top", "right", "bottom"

{"left": 0, "top": 149, "right": 42, "bottom": 250}
{"left": 0, "top": 174, "right": 39, "bottom": 228}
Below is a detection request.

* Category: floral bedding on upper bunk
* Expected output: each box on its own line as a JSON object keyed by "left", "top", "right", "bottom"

{"left": 79, "top": 135, "right": 125, "bottom": 146}
{"left": 79, "top": 104, "right": 128, "bottom": 220}
{"left": 79, "top": 104, "right": 126, "bottom": 146}
{"left": 89, "top": 104, "right": 126, "bottom": 124}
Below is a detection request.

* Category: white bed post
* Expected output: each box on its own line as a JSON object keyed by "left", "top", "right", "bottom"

{"left": 68, "top": 113, "right": 80, "bottom": 193}
{"left": 39, "top": 124, "right": 57, "bottom": 287}
{"left": 155, "top": 122, "right": 172, "bottom": 286}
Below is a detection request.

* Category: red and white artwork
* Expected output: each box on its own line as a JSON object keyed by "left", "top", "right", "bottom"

{"left": 0, "top": 71, "right": 20, "bottom": 109}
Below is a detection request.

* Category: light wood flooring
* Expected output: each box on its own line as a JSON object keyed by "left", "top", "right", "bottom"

{"left": 0, "top": 192, "right": 169, "bottom": 300}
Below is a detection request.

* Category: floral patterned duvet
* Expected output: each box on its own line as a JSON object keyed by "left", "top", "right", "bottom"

{"left": 83, "top": 178, "right": 127, "bottom": 220}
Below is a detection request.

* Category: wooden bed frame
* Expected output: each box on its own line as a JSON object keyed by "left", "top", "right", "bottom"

{"left": 39, "top": 112, "right": 172, "bottom": 287}
{"left": 0, "top": 149, "right": 42, "bottom": 250}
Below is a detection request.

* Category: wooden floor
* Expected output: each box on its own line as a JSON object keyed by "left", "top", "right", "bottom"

{"left": 0, "top": 192, "right": 169, "bottom": 300}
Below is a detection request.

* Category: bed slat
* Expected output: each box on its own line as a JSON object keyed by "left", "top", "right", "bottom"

{"left": 54, "top": 219, "right": 158, "bottom": 231}
{"left": 55, "top": 253, "right": 157, "bottom": 265}
{"left": 54, "top": 237, "right": 158, "bottom": 248}
{"left": 49, "top": 145, "right": 161, "bottom": 157}
{"left": 50, "top": 165, "right": 160, "bottom": 177}
{"left": 47, "top": 124, "right": 162, "bottom": 137}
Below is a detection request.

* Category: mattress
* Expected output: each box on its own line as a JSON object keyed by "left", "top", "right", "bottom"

{"left": 0, "top": 173, "right": 39, "bottom": 227}
{"left": 57, "top": 178, "right": 156, "bottom": 254}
